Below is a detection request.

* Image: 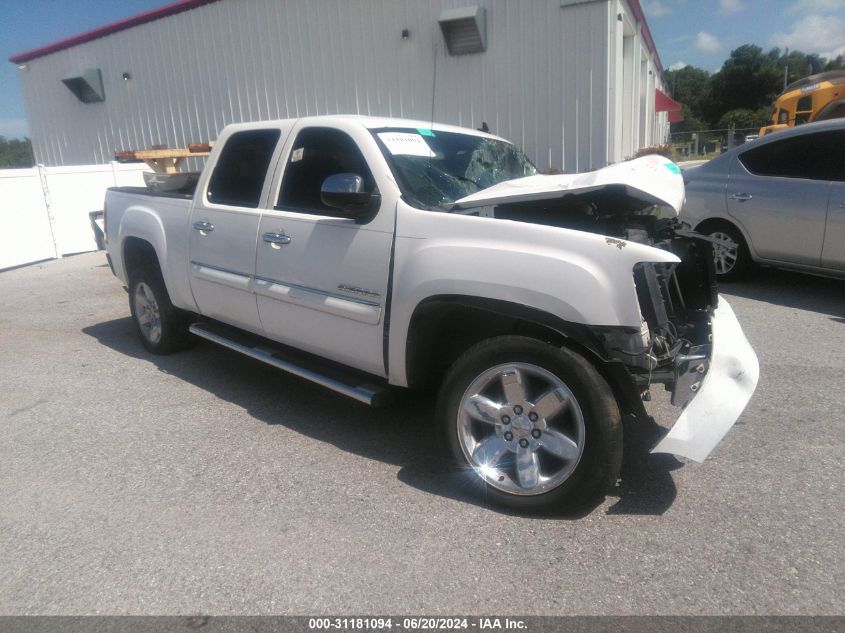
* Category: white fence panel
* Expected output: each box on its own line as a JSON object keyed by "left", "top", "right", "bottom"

{"left": 0, "top": 163, "right": 150, "bottom": 271}
{"left": 0, "top": 167, "right": 56, "bottom": 270}
{"left": 44, "top": 164, "right": 148, "bottom": 256}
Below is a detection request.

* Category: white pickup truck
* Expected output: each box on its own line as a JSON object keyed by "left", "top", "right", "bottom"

{"left": 105, "top": 115, "right": 759, "bottom": 511}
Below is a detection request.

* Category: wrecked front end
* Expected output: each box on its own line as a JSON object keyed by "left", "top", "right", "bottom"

{"left": 622, "top": 227, "right": 759, "bottom": 461}
{"left": 452, "top": 155, "right": 759, "bottom": 461}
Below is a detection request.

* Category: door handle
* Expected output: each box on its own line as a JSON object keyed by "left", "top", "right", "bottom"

{"left": 263, "top": 232, "right": 291, "bottom": 245}
{"left": 729, "top": 192, "right": 753, "bottom": 201}
{"left": 193, "top": 221, "right": 214, "bottom": 232}
{"left": 839, "top": 201, "right": 845, "bottom": 209}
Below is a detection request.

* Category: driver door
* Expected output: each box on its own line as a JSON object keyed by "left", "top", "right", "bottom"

{"left": 254, "top": 125, "right": 395, "bottom": 376}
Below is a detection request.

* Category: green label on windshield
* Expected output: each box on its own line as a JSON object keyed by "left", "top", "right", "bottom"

{"left": 417, "top": 128, "right": 436, "bottom": 137}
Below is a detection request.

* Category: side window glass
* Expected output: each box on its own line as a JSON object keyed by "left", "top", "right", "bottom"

{"left": 815, "top": 100, "right": 845, "bottom": 122}
{"left": 739, "top": 131, "right": 844, "bottom": 181}
{"left": 778, "top": 109, "right": 789, "bottom": 124}
{"left": 796, "top": 95, "right": 812, "bottom": 112}
{"left": 206, "top": 129, "right": 281, "bottom": 208}
{"left": 277, "top": 128, "right": 375, "bottom": 214}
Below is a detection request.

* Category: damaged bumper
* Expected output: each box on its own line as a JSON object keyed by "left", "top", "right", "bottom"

{"left": 652, "top": 296, "right": 759, "bottom": 461}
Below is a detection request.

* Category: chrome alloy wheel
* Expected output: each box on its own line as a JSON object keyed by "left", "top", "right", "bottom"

{"left": 457, "top": 363, "right": 586, "bottom": 496}
{"left": 133, "top": 281, "right": 162, "bottom": 344}
{"left": 710, "top": 231, "right": 739, "bottom": 275}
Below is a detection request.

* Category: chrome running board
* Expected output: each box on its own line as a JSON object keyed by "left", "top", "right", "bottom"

{"left": 188, "top": 323, "right": 391, "bottom": 407}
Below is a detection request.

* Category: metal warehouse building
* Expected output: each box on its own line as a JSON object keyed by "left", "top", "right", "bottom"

{"left": 11, "top": 0, "right": 676, "bottom": 172}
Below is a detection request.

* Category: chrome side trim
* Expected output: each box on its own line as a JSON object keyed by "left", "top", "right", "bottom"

{"left": 188, "top": 324, "right": 378, "bottom": 406}
{"left": 254, "top": 275, "right": 382, "bottom": 325}
{"left": 254, "top": 276, "right": 381, "bottom": 306}
{"left": 190, "top": 261, "right": 251, "bottom": 291}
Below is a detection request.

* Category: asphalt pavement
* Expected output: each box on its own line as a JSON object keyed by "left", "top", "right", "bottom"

{"left": 0, "top": 252, "right": 842, "bottom": 615}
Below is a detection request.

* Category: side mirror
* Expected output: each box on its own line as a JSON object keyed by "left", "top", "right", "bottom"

{"left": 321, "top": 173, "right": 373, "bottom": 216}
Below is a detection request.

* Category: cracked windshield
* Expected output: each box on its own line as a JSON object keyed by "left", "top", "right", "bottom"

{"left": 374, "top": 128, "right": 536, "bottom": 210}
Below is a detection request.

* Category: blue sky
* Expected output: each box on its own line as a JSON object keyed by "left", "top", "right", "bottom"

{"left": 2, "top": 0, "right": 845, "bottom": 138}
{"left": 0, "top": 0, "right": 164, "bottom": 138}
{"left": 646, "top": 0, "right": 845, "bottom": 71}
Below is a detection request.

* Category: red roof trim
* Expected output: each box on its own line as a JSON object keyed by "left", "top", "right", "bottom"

{"left": 626, "top": 0, "right": 664, "bottom": 75}
{"left": 655, "top": 89, "right": 682, "bottom": 112}
{"left": 9, "top": 0, "right": 219, "bottom": 64}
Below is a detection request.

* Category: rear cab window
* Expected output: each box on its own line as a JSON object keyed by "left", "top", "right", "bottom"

{"left": 206, "top": 129, "right": 281, "bottom": 208}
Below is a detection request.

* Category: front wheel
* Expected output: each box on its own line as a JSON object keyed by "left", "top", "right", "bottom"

{"left": 436, "top": 336, "right": 622, "bottom": 512}
{"left": 705, "top": 224, "right": 751, "bottom": 281}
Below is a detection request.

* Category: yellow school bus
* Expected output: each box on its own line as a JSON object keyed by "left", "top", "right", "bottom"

{"left": 759, "top": 70, "right": 845, "bottom": 136}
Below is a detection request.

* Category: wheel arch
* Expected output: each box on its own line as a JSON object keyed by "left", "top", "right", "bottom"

{"left": 120, "top": 235, "right": 189, "bottom": 311}
{"left": 122, "top": 236, "right": 161, "bottom": 280}
{"left": 404, "top": 295, "right": 646, "bottom": 418}
{"left": 695, "top": 216, "right": 757, "bottom": 261}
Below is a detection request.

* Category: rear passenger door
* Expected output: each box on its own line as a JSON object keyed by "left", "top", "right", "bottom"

{"left": 188, "top": 128, "right": 284, "bottom": 333}
{"left": 254, "top": 124, "right": 395, "bottom": 377}
{"left": 728, "top": 130, "right": 837, "bottom": 266}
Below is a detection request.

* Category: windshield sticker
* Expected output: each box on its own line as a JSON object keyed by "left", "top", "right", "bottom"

{"left": 377, "top": 132, "right": 435, "bottom": 157}
{"left": 290, "top": 147, "right": 304, "bottom": 162}
{"left": 665, "top": 162, "right": 681, "bottom": 175}
{"left": 417, "top": 128, "right": 436, "bottom": 137}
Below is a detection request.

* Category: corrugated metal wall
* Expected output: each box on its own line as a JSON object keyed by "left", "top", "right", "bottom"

{"left": 17, "top": 0, "right": 661, "bottom": 171}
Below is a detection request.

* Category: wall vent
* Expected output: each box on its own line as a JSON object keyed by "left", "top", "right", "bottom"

{"left": 438, "top": 6, "right": 487, "bottom": 55}
{"left": 62, "top": 69, "right": 105, "bottom": 103}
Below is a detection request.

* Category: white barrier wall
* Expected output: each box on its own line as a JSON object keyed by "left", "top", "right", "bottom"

{"left": 0, "top": 163, "right": 149, "bottom": 270}
{"left": 0, "top": 167, "right": 55, "bottom": 271}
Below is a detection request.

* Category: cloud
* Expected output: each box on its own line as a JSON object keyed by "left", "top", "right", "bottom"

{"left": 770, "top": 14, "right": 845, "bottom": 60}
{"left": 0, "top": 118, "right": 29, "bottom": 139}
{"left": 695, "top": 32, "right": 722, "bottom": 53}
{"left": 788, "top": 0, "right": 845, "bottom": 12}
{"left": 719, "top": 0, "right": 745, "bottom": 14}
{"left": 645, "top": 1, "right": 671, "bottom": 17}
{"left": 669, "top": 61, "right": 689, "bottom": 71}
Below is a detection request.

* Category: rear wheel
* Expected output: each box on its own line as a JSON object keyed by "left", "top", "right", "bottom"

{"left": 437, "top": 336, "right": 622, "bottom": 512}
{"left": 128, "top": 267, "right": 192, "bottom": 354}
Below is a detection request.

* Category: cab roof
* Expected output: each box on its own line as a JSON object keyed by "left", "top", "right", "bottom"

{"left": 222, "top": 115, "right": 507, "bottom": 143}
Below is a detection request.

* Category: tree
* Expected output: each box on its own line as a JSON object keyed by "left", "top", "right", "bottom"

{"left": 666, "top": 65, "right": 711, "bottom": 115}
{"left": 824, "top": 55, "right": 845, "bottom": 71}
{"left": 703, "top": 45, "right": 781, "bottom": 123}
{"left": 665, "top": 45, "right": 845, "bottom": 133}
{"left": 0, "top": 136, "right": 34, "bottom": 168}
{"left": 716, "top": 107, "right": 771, "bottom": 131}
{"left": 670, "top": 103, "right": 706, "bottom": 136}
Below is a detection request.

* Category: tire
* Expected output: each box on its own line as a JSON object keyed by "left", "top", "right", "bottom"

{"left": 436, "top": 335, "right": 622, "bottom": 512}
{"left": 703, "top": 223, "right": 751, "bottom": 281}
{"left": 128, "top": 266, "right": 193, "bottom": 354}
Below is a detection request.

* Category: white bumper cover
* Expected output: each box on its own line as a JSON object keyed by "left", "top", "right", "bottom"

{"left": 652, "top": 296, "right": 759, "bottom": 462}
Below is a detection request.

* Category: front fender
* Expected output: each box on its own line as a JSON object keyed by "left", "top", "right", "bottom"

{"left": 387, "top": 210, "right": 679, "bottom": 386}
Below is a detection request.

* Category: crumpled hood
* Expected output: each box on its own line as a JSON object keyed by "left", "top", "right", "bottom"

{"left": 452, "top": 155, "right": 685, "bottom": 215}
